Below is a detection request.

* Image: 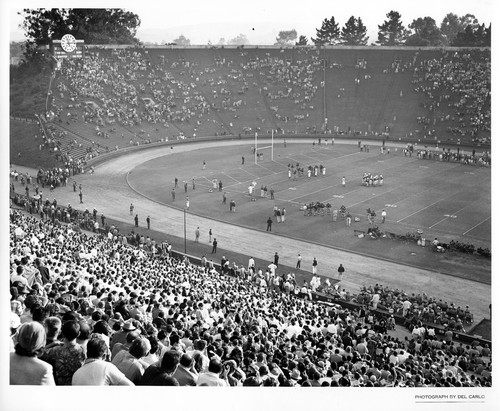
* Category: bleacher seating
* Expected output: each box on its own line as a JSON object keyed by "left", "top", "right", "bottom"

{"left": 9, "top": 205, "right": 492, "bottom": 387}
{"left": 44, "top": 47, "right": 489, "bottom": 163}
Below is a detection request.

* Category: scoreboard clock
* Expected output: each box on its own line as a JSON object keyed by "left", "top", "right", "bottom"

{"left": 61, "top": 34, "right": 77, "bottom": 52}
{"left": 52, "top": 34, "right": 85, "bottom": 59}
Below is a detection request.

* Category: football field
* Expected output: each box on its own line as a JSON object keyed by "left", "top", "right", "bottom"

{"left": 128, "top": 141, "right": 491, "bottom": 250}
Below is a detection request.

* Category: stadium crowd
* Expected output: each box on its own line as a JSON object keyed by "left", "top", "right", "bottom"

{"left": 56, "top": 49, "right": 221, "bottom": 138}
{"left": 409, "top": 50, "right": 490, "bottom": 143}
{"left": 9, "top": 207, "right": 491, "bottom": 387}
{"left": 30, "top": 47, "right": 490, "bottom": 169}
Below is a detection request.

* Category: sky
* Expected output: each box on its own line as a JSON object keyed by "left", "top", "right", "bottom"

{"left": 5, "top": 0, "right": 495, "bottom": 45}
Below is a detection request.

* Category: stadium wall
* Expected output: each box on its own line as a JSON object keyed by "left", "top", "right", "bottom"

{"left": 81, "top": 44, "right": 490, "bottom": 52}
{"left": 85, "top": 133, "right": 488, "bottom": 171}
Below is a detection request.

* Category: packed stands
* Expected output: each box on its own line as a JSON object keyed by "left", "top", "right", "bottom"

{"left": 9, "top": 208, "right": 491, "bottom": 387}
{"left": 40, "top": 46, "right": 489, "bottom": 165}
{"left": 10, "top": 45, "right": 491, "bottom": 388}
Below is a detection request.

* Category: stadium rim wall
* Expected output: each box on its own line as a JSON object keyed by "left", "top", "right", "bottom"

{"left": 84, "top": 133, "right": 489, "bottom": 172}
{"left": 78, "top": 44, "right": 490, "bottom": 52}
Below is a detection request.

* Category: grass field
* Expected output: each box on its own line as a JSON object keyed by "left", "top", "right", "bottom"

{"left": 128, "top": 142, "right": 491, "bottom": 246}
{"left": 9, "top": 138, "right": 492, "bottom": 323}
{"left": 126, "top": 141, "right": 491, "bottom": 283}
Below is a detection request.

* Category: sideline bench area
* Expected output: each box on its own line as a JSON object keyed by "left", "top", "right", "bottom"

{"left": 312, "top": 292, "right": 490, "bottom": 346}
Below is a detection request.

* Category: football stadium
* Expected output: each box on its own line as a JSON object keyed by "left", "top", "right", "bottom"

{"left": 7, "top": 6, "right": 492, "bottom": 401}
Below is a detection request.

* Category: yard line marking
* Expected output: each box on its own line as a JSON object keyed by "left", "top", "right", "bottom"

{"left": 296, "top": 152, "right": 321, "bottom": 161}
{"left": 347, "top": 187, "right": 393, "bottom": 208}
{"left": 253, "top": 162, "right": 280, "bottom": 174}
{"left": 324, "top": 162, "right": 463, "bottom": 212}
{"left": 428, "top": 204, "right": 469, "bottom": 229}
{"left": 306, "top": 150, "right": 332, "bottom": 159}
{"left": 238, "top": 168, "right": 260, "bottom": 179}
{"left": 463, "top": 216, "right": 490, "bottom": 235}
{"left": 396, "top": 188, "right": 468, "bottom": 224}
{"left": 272, "top": 158, "right": 291, "bottom": 166}
{"left": 397, "top": 197, "right": 446, "bottom": 223}
{"left": 299, "top": 150, "right": 362, "bottom": 162}
{"left": 337, "top": 151, "right": 362, "bottom": 159}
{"left": 280, "top": 156, "right": 301, "bottom": 164}
{"left": 194, "top": 182, "right": 213, "bottom": 189}
{"left": 322, "top": 187, "right": 366, "bottom": 204}
{"left": 221, "top": 172, "right": 241, "bottom": 184}
{"left": 289, "top": 183, "right": 341, "bottom": 201}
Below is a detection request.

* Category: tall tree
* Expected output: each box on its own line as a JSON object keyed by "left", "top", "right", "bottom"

{"left": 20, "top": 9, "right": 69, "bottom": 46}
{"left": 296, "top": 35, "right": 308, "bottom": 46}
{"left": 311, "top": 17, "right": 340, "bottom": 46}
{"left": 441, "top": 13, "right": 479, "bottom": 45}
{"left": 275, "top": 29, "right": 297, "bottom": 46}
{"left": 20, "top": 8, "right": 140, "bottom": 47}
{"left": 172, "top": 35, "right": 191, "bottom": 46}
{"left": 228, "top": 34, "right": 249, "bottom": 45}
{"left": 66, "top": 9, "right": 140, "bottom": 44}
{"left": 459, "top": 14, "right": 479, "bottom": 29}
{"left": 377, "top": 11, "right": 410, "bottom": 46}
{"left": 440, "top": 13, "right": 462, "bottom": 46}
{"left": 484, "top": 23, "right": 492, "bottom": 47}
{"left": 453, "top": 23, "right": 490, "bottom": 47}
{"left": 406, "top": 17, "right": 444, "bottom": 46}
{"left": 340, "top": 16, "right": 368, "bottom": 45}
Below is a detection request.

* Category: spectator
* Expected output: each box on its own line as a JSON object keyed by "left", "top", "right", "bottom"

{"left": 111, "top": 336, "right": 151, "bottom": 384}
{"left": 7, "top": 208, "right": 491, "bottom": 388}
{"left": 10, "top": 322, "right": 55, "bottom": 385}
{"left": 40, "top": 319, "right": 86, "bottom": 385}
{"left": 172, "top": 353, "right": 198, "bottom": 386}
{"left": 197, "top": 358, "right": 229, "bottom": 386}
{"left": 139, "top": 350, "right": 180, "bottom": 386}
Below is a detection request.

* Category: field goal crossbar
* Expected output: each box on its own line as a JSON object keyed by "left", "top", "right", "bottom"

{"left": 254, "top": 129, "right": 274, "bottom": 164}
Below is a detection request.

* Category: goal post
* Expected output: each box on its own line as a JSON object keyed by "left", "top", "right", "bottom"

{"left": 254, "top": 129, "right": 274, "bottom": 164}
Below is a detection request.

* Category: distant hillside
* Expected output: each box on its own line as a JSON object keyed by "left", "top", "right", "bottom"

{"left": 10, "top": 41, "right": 25, "bottom": 63}
{"left": 10, "top": 57, "right": 52, "bottom": 117}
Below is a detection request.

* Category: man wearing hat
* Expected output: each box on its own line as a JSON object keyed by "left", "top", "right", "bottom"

{"left": 289, "top": 368, "right": 302, "bottom": 386}
{"left": 110, "top": 318, "right": 137, "bottom": 351}
{"left": 111, "top": 326, "right": 140, "bottom": 360}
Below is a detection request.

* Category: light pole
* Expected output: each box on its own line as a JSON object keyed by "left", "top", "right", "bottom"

{"left": 183, "top": 208, "right": 187, "bottom": 255}
{"left": 322, "top": 56, "right": 327, "bottom": 132}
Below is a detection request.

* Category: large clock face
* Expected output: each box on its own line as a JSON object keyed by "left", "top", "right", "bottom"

{"left": 61, "top": 34, "right": 77, "bottom": 53}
